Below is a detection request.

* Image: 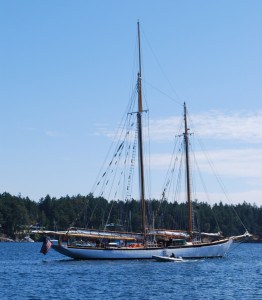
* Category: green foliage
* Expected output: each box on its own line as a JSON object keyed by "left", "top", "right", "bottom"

{"left": 0, "top": 193, "right": 38, "bottom": 237}
{"left": 0, "top": 192, "right": 262, "bottom": 238}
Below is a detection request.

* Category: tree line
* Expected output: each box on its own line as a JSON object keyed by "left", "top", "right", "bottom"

{"left": 0, "top": 192, "right": 261, "bottom": 240}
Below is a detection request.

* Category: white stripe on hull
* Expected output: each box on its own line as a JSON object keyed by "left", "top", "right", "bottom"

{"left": 52, "top": 238, "right": 233, "bottom": 259}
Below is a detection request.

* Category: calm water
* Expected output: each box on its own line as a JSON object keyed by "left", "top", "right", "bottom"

{"left": 0, "top": 242, "right": 261, "bottom": 299}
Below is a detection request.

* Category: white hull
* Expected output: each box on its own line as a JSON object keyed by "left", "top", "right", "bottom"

{"left": 52, "top": 238, "right": 233, "bottom": 260}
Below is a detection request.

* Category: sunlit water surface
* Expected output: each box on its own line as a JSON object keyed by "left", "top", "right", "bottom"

{"left": 0, "top": 243, "right": 261, "bottom": 299}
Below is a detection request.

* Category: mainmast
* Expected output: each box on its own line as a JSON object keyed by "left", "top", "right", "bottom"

{"left": 137, "top": 21, "right": 147, "bottom": 244}
{"left": 183, "top": 102, "right": 193, "bottom": 239}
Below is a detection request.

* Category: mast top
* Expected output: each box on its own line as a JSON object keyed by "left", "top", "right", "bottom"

{"left": 137, "top": 21, "right": 143, "bottom": 113}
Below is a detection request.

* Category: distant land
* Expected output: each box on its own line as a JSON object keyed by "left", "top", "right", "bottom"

{"left": 0, "top": 192, "right": 261, "bottom": 242}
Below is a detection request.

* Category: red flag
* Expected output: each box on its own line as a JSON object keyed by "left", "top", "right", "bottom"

{"left": 40, "top": 237, "right": 52, "bottom": 255}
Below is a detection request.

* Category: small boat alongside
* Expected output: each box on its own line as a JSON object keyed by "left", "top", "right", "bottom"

{"left": 152, "top": 255, "right": 184, "bottom": 262}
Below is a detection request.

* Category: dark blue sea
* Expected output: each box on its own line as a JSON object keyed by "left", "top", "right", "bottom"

{"left": 0, "top": 242, "right": 261, "bottom": 300}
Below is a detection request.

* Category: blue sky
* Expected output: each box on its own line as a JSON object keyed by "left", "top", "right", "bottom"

{"left": 0, "top": 1, "right": 262, "bottom": 204}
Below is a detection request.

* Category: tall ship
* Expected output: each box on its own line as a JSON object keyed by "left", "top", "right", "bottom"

{"left": 36, "top": 22, "right": 250, "bottom": 259}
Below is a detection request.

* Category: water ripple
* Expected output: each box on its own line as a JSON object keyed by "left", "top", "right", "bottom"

{"left": 0, "top": 243, "right": 261, "bottom": 299}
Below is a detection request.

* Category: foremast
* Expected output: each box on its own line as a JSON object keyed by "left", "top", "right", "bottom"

{"left": 137, "top": 21, "right": 147, "bottom": 245}
{"left": 183, "top": 102, "right": 193, "bottom": 239}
